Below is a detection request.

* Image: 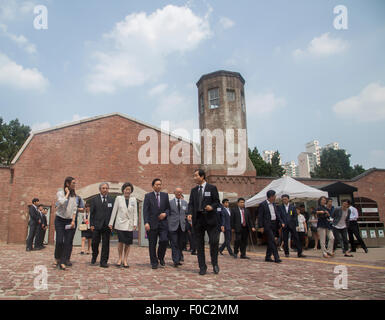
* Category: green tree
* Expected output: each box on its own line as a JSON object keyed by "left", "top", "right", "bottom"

{"left": 310, "top": 148, "right": 366, "bottom": 179}
{"left": 0, "top": 118, "right": 31, "bottom": 165}
{"left": 271, "top": 151, "right": 285, "bottom": 177}
{"left": 248, "top": 147, "right": 272, "bottom": 176}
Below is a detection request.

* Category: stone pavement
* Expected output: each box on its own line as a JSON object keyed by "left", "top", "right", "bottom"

{"left": 0, "top": 243, "right": 384, "bottom": 300}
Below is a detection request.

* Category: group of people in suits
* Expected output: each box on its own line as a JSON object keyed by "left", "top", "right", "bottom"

{"left": 30, "top": 172, "right": 366, "bottom": 273}
{"left": 26, "top": 198, "right": 48, "bottom": 251}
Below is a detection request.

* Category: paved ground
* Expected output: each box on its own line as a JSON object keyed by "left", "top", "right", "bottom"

{"left": 0, "top": 243, "right": 384, "bottom": 300}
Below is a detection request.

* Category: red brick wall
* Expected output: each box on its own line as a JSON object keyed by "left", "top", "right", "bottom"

{"left": 7, "top": 115, "right": 200, "bottom": 243}
{"left": 0, "top": 168, "right": 11, "bottom": 243}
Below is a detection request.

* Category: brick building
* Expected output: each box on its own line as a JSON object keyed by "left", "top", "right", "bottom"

{"left": 0, "top": 71, "right": 384, "bottom": 244}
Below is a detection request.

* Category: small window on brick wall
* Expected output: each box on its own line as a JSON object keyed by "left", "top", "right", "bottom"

{"left": 208, "top": 88, "right": 220, "bottom": 109}
{"left": 227, "top": 89, "right": 235, "bottom": 102}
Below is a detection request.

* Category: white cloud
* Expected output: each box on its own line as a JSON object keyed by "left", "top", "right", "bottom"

{"left": 368, "top": 150, "right": 385, "bottom": 168}
{"left": 0, "top": 52, "right": 48, "bottom": 91}
{"left": 333, "top": 82, "right": 385, "bottom": 122}
{"left": 247, "top": 91, "right": 287, "bottom": 117}
{"left": 293, "top": 32, "right": 348, "bottom": 58}
{"left": 31, "top": 121, "right": 51, "bottom": 132}
{"left": 0, "top": 0, "right": 36, "bottom": 21}
{"left": 219, "top": 17, "right": 235, "bottom": 30}
{"left": 150, "top": 90, "right": 199, "bottom": 142}
{"left": 148, "top": 83, "right": 168, "bottom": 96}
{"left": 86, "top": 5, "right": 211, "bottom": 94}
{"left": 31, "top": 114, "right": 89, "bottom": 132}
{"left": 0, "top": 24, "right": 36, "bottom": 54}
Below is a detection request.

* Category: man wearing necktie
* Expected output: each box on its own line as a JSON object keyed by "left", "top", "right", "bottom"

{"left": 219, "top": 199, "right": 234, "bottom": 257}
{"left": 90, "top": 182, "right": 114, "bottom": 268}
{"left": 143, "top": 178, "right": 170, "bottom": 269}
{"left": 188, "top": 169, "right": 221, "bottom": 275}
{"left": 278, "top": 194, "right": 306, "bottom": 258}
{"left": 231, "top": 198, "right": 256, "bottom": 259}
{"left": 168, "top": 187, "right": 188, "bottom": 267}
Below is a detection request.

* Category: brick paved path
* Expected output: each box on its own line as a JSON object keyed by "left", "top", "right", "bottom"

{"left": 0, "top": 243, "right": 384, "bottom": 300}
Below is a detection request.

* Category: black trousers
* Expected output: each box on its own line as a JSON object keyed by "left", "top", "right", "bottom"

{"left": 186, "top": 222, "right": 196, "bottom": 252}
{"left": 348, "top": 221, "right": 367, "bottom": 251}
{"left": 265, "top": 221, "right": 280, "bottom": 261}
{"left": 219, "top": 229, "right": 233, "bottom": 255}
{"left": 168, "top": 226, "right": 184, "bottom": 263}
{"left": 54, "top": 216, "right": 73, "bottom": 265}
{"left": 147, "top": 226, "right": 168, "bottom": 267}
{"left": 194, "top": 221, "right": 219, "bottom": 270}
{"left": 35, "top": 227, "right": 46, "bottom": 248}
{"left": 333, "top": 227, "right": 349, "bottom": 253}
{"left": 282, "top": 224, "right": 303, "bottom": 256}
{"left": 66, "top": 226, "right": 77, "bottom": 262}
{"left": 92, "top": 226, "right": 111, "bottom": 265}
{"left": 26, "top": 223, "right": 39, "bottom": 249}
{"left": 234, "top": 227, "right": 249, "bottom": 257}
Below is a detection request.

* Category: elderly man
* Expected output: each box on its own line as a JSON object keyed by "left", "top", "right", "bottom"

{"left": 168, "top": 187, "right": 188, "bottom": 267}
{"left": 90, "top": 182, "right": 115, "bottom": 268}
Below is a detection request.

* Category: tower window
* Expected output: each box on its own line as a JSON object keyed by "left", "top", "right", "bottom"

{"left": 208, "top": 88, "right": 220, "bottom": 109}
{"left": 227, "top": 89, "right": 235, "bottom": 102}
{"left": 241, "top": 91, "right": 245, "bottom": 112}
{"left": 199, "top": 94, "right": 204, "bottom": 113}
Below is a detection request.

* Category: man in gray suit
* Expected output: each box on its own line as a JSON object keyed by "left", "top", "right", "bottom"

{"left": 168, "top": 187, "right": 188, "bottom": 267}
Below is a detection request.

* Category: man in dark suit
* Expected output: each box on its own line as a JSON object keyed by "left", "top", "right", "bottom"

{"left": 279, "top": 194, "right": 306, "bottom": 258}
{"left": 188, "top": 169, "right": 221, "bottom": 275}
{"left": 90, "top": 182, "right": 114, "bottom": 268}
{"left": 219, "top": 199, "right": 234, "bottom": 257}
{"left": 34, "top": 205, "right": 47, "bottom": 249}
{"left": 26, "top": 198, "right": 41, "bottom": 251}
{"left": 143, "top": 178, "right": 170, "bottom": 269}
{"left": 231, "top": 198, "right": 256, "bottom": 259}
{"left": 168, "top": 187, "right": 188, "bottom": 267}
{"left": 258, "top": 190, "right": 282, "bottom": 263}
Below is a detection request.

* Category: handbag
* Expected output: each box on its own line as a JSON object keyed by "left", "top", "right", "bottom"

{"left": 79, "top": 223, "right": 88, "bottom": 231}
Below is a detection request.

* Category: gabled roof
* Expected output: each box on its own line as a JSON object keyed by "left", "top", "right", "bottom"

{"left": 11, "top": 112, "right": 199, "bottom": 165}
{"left": 318, "top": 181, "right": 358, "bottom": 194}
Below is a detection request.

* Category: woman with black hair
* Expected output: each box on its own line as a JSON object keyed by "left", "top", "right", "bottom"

{"left": 54, "top": 177, "right": 84, "bottom": 270}
{"left": 108, "top": 182, "right": 137, "bottom": 268}
{"left": 316, "top": 196, "right": 335, "bottom": 258}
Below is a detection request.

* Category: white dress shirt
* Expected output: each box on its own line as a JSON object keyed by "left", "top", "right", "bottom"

{"left": 349, "top": 206, "right": 359, "bottom": 221}
{"left": 267, "top": 200, "right": 276, "bottom": 220}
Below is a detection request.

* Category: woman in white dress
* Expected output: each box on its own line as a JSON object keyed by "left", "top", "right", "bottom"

{"left": 108, "top": 182, "right": 137, "bottom": 268}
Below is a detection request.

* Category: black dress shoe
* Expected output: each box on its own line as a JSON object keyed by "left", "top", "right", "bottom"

{"left": 233, "top": 254, "right": 238, "bottom": 259}
{"left": 91, "top": 258, "right": 97, "bottom": 265}
{"left": 173, "top": 263, "right": 179, "bottom": 268}
{"left": 298, "top": 254, "right": 306, "bottom": 258}
{"left": 100, "top": 263, "right": 109, "bottom": 268}
{"left": 275, "top": 259, "right": 282, "bottom": 263}
{"left": 26, "top": 248, "right": 31, "bottom": 252}
{"left": 213, "top": 265, "right": 220, "bottom": 274}
{"left": 265, "top": 258, "right": 274, "bottom": 262}
{"left": 364, "top": 248, "right": 368, "bottom": 253}
{"left": 152, "top": 265, "right": 158, "bottom": 269}
{"left": 240, "top": 256, "right": 250, "bottom": 259}
{"left": 65, "top": 261, "right": 73, "bottom": 267}
{"left": 199, "top": 268, "right": 207, "bottom": 275}
{"left": 159, "top": 259, "right": 165, "bottom": 267}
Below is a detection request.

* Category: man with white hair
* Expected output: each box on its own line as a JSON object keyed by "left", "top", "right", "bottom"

{"left": 90, "top": 182, "right": 115, "bottom": 268}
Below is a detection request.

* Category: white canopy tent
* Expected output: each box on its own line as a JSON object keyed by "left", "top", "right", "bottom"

{"left": 245, "top": 176, "right": 328, "bottom": 207}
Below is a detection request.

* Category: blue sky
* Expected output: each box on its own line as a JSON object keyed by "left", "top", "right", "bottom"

{"left": 1, "top": 0, "right": 385, "bottom": 169}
